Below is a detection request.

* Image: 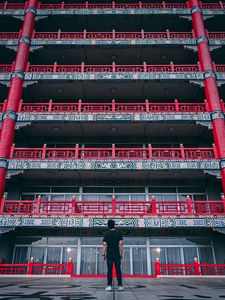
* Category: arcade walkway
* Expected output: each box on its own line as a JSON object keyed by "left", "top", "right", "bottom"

{"left": 0, "top": 277, "right": 224, "bottom": 299}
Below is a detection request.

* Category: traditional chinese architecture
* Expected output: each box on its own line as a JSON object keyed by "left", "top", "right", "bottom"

{"left": 0, "top": 0, "right": 225, "bottom": 276}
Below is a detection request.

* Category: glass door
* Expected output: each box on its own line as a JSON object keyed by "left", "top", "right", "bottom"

{"left": 80, "top": 247, "right": 97, "bottom": 274}
{"left": 97, "top": 247, "right": 107, "bottom": 275}
{"left": 132, "top": 247, "right": 147, "bottom": 274}
{"left": 121, "top": 247, "right": 131, "bottom": 274}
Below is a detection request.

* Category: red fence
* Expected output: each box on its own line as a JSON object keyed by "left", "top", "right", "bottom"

{"left": 0, "top": 2, "right": 225, "bottom": 10}
{"left": 0, "top": 260, "right": 73, "bottom": 275}
{"left": 1, "top": 196, "right": 225, "bottom": 216}
{"left": 0, "top": 260, "right": 224, "bottom": 276}
{"left": 1, "top": 63, "right": 225, "bottom": 73}
{"left": 155, "top": 259, "right": 225, "bottom": 276}
{"left": 9, "top": 144, "right": 217, "bottom": 160}
{"left": 1, "top": 30, "right": 225, "bottom": 40}
{"left": 1, "top": 99, "right": 217, "bottom": 114}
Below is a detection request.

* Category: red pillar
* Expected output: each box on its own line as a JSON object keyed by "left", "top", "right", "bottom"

{"left": 0, "top": 0, "right": 38, "bottom": 200}
{"left": 189, "top": 0, "right": 225, "bottom": 193}
{"left": 67, "top": 258, "right": 74, "bottom": 276}
{"left": 154, "top": 258, "right": 161, "bottom": 276}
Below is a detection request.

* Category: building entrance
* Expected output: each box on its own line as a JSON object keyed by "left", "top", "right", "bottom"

{"left": 13, "top": 236, "right": 215, "bottom": 275}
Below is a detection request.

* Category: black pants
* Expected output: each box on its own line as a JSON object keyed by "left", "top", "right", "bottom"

{"left": 107, "top": 256, "right": 122, "bottom": 286}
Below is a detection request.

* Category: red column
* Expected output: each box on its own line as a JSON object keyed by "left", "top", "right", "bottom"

{"left": 67, "top": 258, "right": 74, "bottom": 276}
{"left": 154, "top": 258, "right": 161, "bottom": 276}
{"left": 0, "top": 0, "right": 38, "bottom": 200}
{"left": 189, "top": 0, "right": 225, "bottom": 193}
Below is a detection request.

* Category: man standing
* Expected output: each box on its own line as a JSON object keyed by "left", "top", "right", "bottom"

{"left": 102, "top": 219, "right": 124, "bottom": 291}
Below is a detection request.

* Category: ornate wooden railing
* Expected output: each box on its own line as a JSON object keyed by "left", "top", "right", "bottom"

{"left": 155, "top": 259, "right": 225, "bottom": 276}
{"left": 0, "top": 259, "right": 73, "bottom": 275}
{"left": 1, "top": 196, "right": 225, "bottom": 216}
{"left": 1, "top": 99, "right": 220, "bottom": 114}
{"left": 1, "top": 30, "right": 225, "bottom": 40}
{"left": 0, "top": 2, "right": 224, "bottom": 10}
{"left": 1, "top": 62, "right": 225, "bottom": 73}
{"left": 0, "top": 259, "right": 224, "bottom": 276}
{"left": 9, "top": 145, "right": 217, "bottom": 160}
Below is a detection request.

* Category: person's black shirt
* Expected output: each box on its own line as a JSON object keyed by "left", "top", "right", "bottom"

{"left": 103, "top": 230, "right": 123, "bottom": 258}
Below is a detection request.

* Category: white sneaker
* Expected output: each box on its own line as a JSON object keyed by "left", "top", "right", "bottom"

{"left": 118, "top": 286, "right": 124, "bottom": 291}
{"left": 105, "top": 286, "right": 112, "bottom": 291}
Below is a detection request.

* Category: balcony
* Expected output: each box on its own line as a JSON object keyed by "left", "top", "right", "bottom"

{"left": 1, "top": 99, "right": 216, "bottom": 116}
{"left": 1, "top": 30, "right": 225, "bottom": 49}
{"left": 10, "top": 145, "right": 217, "bottom": 160}
{"left": 0, "top": 1, "right": 224, "bottom": 12}
{"left": 5, "top": 145, "right": 219, "bottom": 174}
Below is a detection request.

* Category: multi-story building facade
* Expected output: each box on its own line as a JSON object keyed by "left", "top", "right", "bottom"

{"left": 0, "top": 0, "right": 225, "bottom": 275}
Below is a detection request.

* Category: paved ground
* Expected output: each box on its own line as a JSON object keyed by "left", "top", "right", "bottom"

{"left": 0, "top": 277, "right": 225, "bottom": 300}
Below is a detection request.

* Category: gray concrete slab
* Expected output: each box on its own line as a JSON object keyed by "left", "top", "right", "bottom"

{"left": 0, "top": 277, "right": 224, "bottom": 299}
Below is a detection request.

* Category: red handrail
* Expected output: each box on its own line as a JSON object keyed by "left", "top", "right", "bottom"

{"left": 155, "top": 259, "right": 225, "bottom": 276}
{"left": 0, "top": 261, "right": 224, "bottom": 276}
{"left": 1, "top": 197, "right": 225, "bottom": 216}
{"left": 1, "top": 100, "right": 215, "bottom": 114}
{"left": 1, "top": 30, "right": 224, "bottom": 40}
{"left": 2, "top": 30, "right": 225, "bottom": 40}
{"left": 1, "top": 63, "right": 225, "bottom": 73}
{"left": 0, "top": 261, "right": 73, "bottom": 275}
{"left": 1, "top": 2, "right": 224, "bottom": 10}
{"left": 9, "top": 145, "right": 216, "bottom": 160}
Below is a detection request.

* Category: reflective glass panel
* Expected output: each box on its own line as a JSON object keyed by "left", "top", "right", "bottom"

{"left": 183, "top": 247, "right": 197, "bottom": 264}
{"left": 46, "top": 247, "right": 61, "bottom": 263}
{"left": 150, "top": 247, "right": 166, "bottom": 274}
{"left": 123, "top": 237, "right": 146, "bottom": 245}
{"left": 132, "top": 247, "right": 147, "bottom": 274}
{"left": 121, "top": 248, "right": 130, "bottom": 274}
{"left": 130, "top": 194, "right": 146, "bottom": 201}
{"left": 13, "top": 247, "right": 28, "bottom": 263}
{"left": 97, "top": 247, "right": 107, "bottom": 275}
{"left": 62, "top": 247, "right": 77, "bottom": 274}
{"left": 98, "top": 195, "right": 112, "bottom": 201}
{"left": 80, "top": 247, "right": 96, "bottom": 274}
{"left": 199, "top": 247, "right": 214, "bottom": 263}
{"left": 50, "top": 194, "right": 65, "bottom": 201}
{"left": 166, "top": 248, "right": 181, "bottom": 264}
{"left": 81, "top": 237, "right": 102, "bottom": 245}
{"left": 82, "top": 194, "right": 98, "bottom": 201}
{"left": 30, "top": 247, "right": 45, "bottom": 263}
{"left": 47, "top": 237, "right": 78, "bottom": 245}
